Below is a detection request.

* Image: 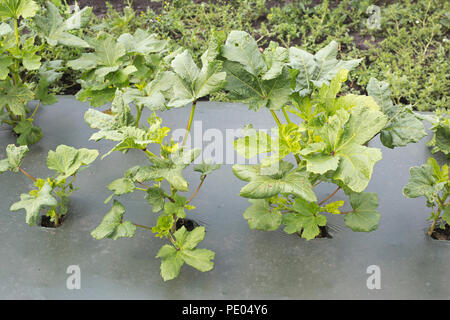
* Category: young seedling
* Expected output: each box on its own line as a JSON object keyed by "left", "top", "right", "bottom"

{"left": 0, "top": 0, "right": 90, "bottom": 145}
{"left": 86, "top": 39, "right": 225, "bottom": 282}
{"left": 403, "top": 157, "right": 449, "bottom": 238}
{"left": 0, "top": 144, "right": 98, "bottom": 227}
{"left": 86, "top": 91, "right": 221, "bottom": 281}
{"left": 221, "top": 31, "right": 426, "bottom": 240}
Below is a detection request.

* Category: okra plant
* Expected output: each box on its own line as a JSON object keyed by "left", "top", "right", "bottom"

{"left": 67, "top": 28, "right": 169, "bottom": 108}
{"left": 221, "top": 31, "right": 426, "bottom": 239}
{"left": 86, "top": 40, "right": 226, "bottom": 281}
{"left": 403, "top": 157, "right": 449, "bottom": 237}
{"left": 0, "top": 143, "right": 98, "bottom": 227}
{"left": 0, "top": 0, "right": 90, "bottom": 145}
{"left": 402, "top": 108, "right": 449, "bottom": 237}
{"left": 419, "top": 109, "right": 450, "bottom": 157}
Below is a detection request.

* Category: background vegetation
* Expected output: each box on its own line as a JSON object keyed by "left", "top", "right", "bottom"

{"left": 39, "top": 0, "right": 449, "bottom": 111}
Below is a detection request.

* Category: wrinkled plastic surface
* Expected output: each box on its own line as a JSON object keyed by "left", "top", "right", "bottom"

{"left": 0, "top": 97, "right": 448, "bottom": 299}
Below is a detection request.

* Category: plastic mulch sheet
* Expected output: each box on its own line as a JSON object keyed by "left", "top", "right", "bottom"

{"left": 0, "top": 97, "right": 448, "bottom": 299}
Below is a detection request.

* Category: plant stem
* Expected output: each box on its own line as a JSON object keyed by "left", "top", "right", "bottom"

{"left": 318, "top": 186, "right": 341, "bottom": 206}
{"left": 168, "top": 232, "right": 178, "bottom": 249}
{"left": 133, "top": 223, "right": 152, "bottom": 231}
{"left": 144, "top": 149, "right": 158, "bottom": 158}
{"left": 54, "top": 214, "right": 60, "bottom": 227}
{"left": 137, "top": 181, "right": 149, "bottom": 188}
{"left": 282, "top": 106, "right": 291, "bottom": 123}
{"left": 18, "top": 167, "right": 37, "bottom": 182}
{"left": 187, "top": 176, "right": 205, "bottom": 204}
{"left": 30, "top": 102, "right": 41, "bottom": 119}
{"left": 428, "top": 196, "right": 445, "bottom": 236}
{"left": 135, "top": 106, "right": 143, "bottom": 127}
{"left": 270, "top": 109, "right": 301, "bottom": 164}
{"left": 12, "top": 18, "right": 20, "bottom": 85}
{"left": 136, "top": 187, "right": 147, "bottom": 192}
{"left": 165, "top": 193, "right": 175, "bottom": 203}
{"left": 270, "top": 110, "right": 282, "bottom": 127}
{"left": 182, "top": 100, "right": 197, "bottom": 147}
{"left": 14, "top": 19, "right": 20, "bottom": 50}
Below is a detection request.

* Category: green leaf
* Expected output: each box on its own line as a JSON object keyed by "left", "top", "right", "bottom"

{"left": 22, "top": 49, "right": 41, "bottom": 71}
{"left": 223, "top": 60, "right": 291, "bottom": 111}
{"left": 67, "top": 35, "right": 127, "bottom": 95}
{"left": 108, "top": 177, "right": 135, "bottom": 196}
{"left": 116, "top": 148, "right": 200, "bottom": 192}
{"left": 232, "top": 164, "right": 261, "bottom": 182}
{"left": 10, "top": 182, "right": 57, "bottom": 226}
{"left": 0, "top": 22, "right": 12, "bottom": 35}
{"left": 304, "top": 106, "right": 387, "bottom": 192}
{"left": 222, "top": 30, "right": 266, "bottom": 76}
{"left": 421, "top": 109, "right": 449, "bottom": 156}
{"left": 234, "top": 162, "right": 317, "bottom": 201}
{"left": 156, "top": 226, "right": 214, "bottom": 281}
{"left": 311, "top": 41, "right": 361, "bottom": 88}
{"left": 0, "top": 55, "right": 13, "bottom": 80}
{"left": 240, "top": 169, "right": 316, "bottom": 201}
{"left": 282, "top": 198, "right": 326, "bottom": 240}
{"left": 324, "top": 200, "right": 344, "bottom": 214}
{"left": 152, "top": 215, "right": 174, "bottom": 238}
{"left": 0, "top": 83, "right": 34, "bottom": 117}
{"left": 164, "top": 194, "right": 187, "bottom": 218}
{"left": 243, "top": 199, "right": 282, "bottom": 231}
{"left": 403, "top": 158, "right": 447, "bottom": 202}
{"left": 0, "top": 143, "right": 28, "bottom": 173}
{"left": 288, "top": 47, "right": 315, "bottom": 95}
{"left": 117, "top": 28, "right": 167, "bottom": 55}
{"left": 63, "top": 3, "right": 91, "bottom": 30}
{"left": 262, "top": 41, "right": 288, "bottom": 80}
{"left": 442, "top": 205, "right": 450, "bottom": 225}
{"left": 432, "top": 122, "right": 450, "bottom": 155}
{"left": 156, "top": 244, "right": 184, "bottom": 281}
{"left": 344, "top": 192, "right": 380, "bottom": 232}
{"left": 13, "top": 119, "right": 43, "bottom": 145}
{"left": 180, "top": 248, "right": 215, "bottom": 272}
{"left": 91, "top": 200, "right": 136, "bottom": 240}
{"left": 0, "top": 0, "right": 39, "bottom": 20}
{"left": 122, "top": 71, "right": 173, "bottom": 111}
{"left": 85, "top": 90, "right": 135, "bottom": 130}
{"left": 155, "top": 148, "right": 201, "bottom": 191}
{"left": 35, "top": 78, "right": 57, "bottom": 105}
{"left": 176, "top": 226, "right": 205, "bottom": 250}
{"left": 167, "top": 47, "right": 226, "bottom": 108}
{"left": 33, "top": 1, "right": 90, "bottom": 48}
{"left": 288, "top": 41, "right": 361, "bottom": 96}
{"left": 194, "top": 160, "right": 220, "bottom": 178}
{"left": 46, "top": 145, "right": 98, "bottom": 182}
{"left": 146, "top": 186, "right": 165, "bottom": 212}
{"left": 367, "top": 78, "right": 426, "bottom": 148}
{"left": 222, "top": 31, "right": 291, "bottom": 111}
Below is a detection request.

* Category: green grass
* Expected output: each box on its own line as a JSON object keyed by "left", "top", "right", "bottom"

{"left": 43, "top": 0, "right": 449, "bottom": 111}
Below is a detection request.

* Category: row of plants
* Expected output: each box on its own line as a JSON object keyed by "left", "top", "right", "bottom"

{"left": 31, "top": 0, "right": 450, "bottom": 112}
{"left": 1, "top": 1, "right": 449, "bottom": 281}
{"left": 0, "top": 0, "right": 90, "bottom": 145}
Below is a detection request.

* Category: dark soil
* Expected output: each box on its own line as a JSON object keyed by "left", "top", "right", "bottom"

{"left": 298, "top": 226, "right": 332, "bottom": 240}
{"left": 176, "top": 218, "right": 199, "bottom": 231}
{"left": 41, "top": 215, "right": 65, "bottom": 228}
{"left": 431, "top": 224, "right": 450, "bottom": 241}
